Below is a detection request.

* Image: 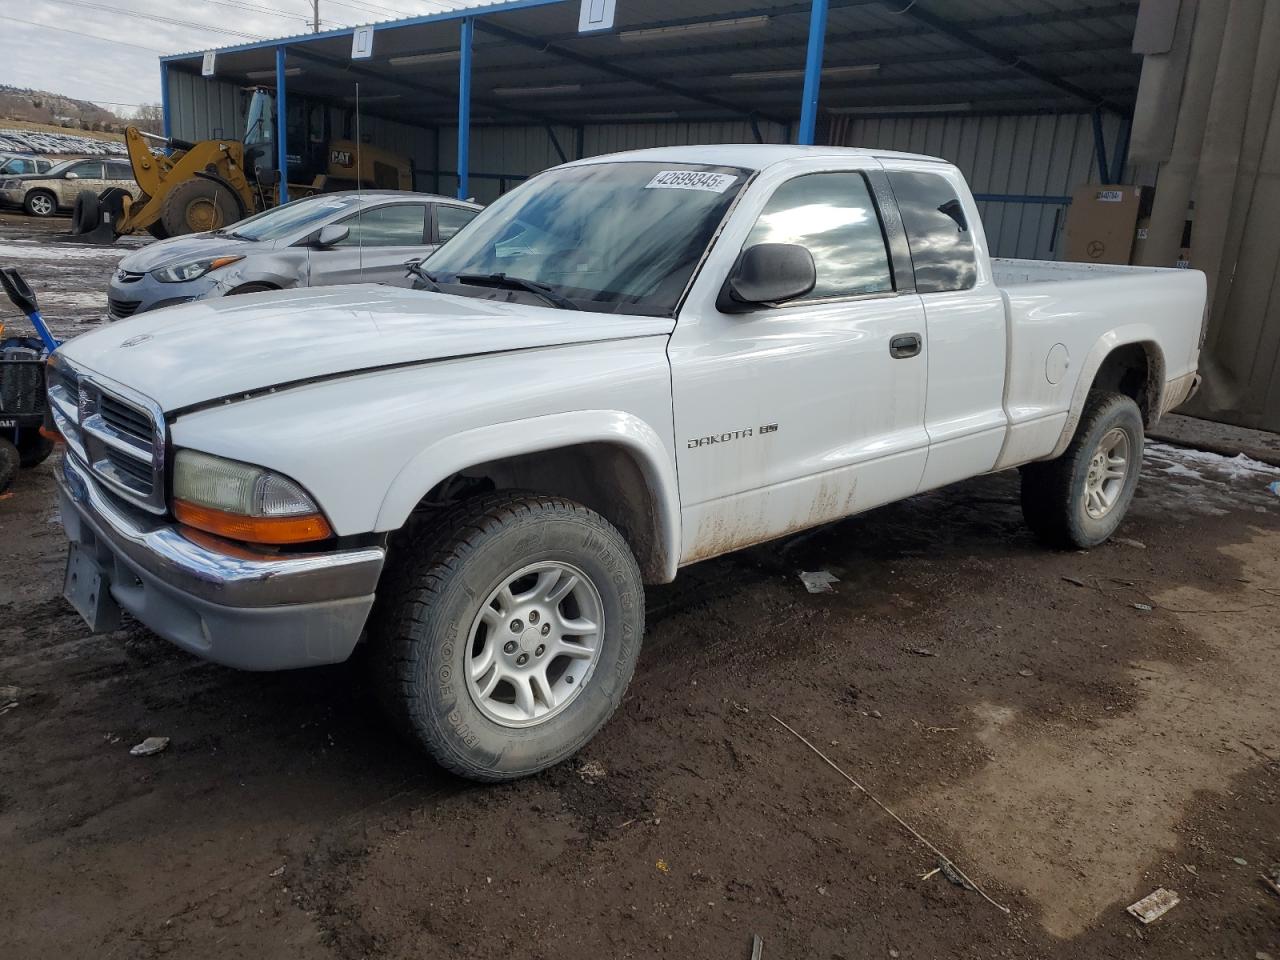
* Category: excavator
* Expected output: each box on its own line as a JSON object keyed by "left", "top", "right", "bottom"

{"left": 71, "top": 87, "right": 414, "bottom": 243}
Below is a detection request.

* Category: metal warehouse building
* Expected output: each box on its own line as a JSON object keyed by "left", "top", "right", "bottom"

{"left": 160, "top": 0, "right": 1280, "bottom": 432}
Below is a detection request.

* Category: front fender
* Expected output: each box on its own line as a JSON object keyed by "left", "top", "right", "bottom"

{"left": 376, "top": 409, "right": 682, "bottom": 582}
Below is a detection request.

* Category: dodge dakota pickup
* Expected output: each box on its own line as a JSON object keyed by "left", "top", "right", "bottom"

{"left": 47, "top": 145, "right": 1204, "bottom": 781}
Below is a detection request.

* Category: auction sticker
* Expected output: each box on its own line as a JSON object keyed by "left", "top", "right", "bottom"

{"left": 646, "top": 170, "right": 737, "bottom": 193}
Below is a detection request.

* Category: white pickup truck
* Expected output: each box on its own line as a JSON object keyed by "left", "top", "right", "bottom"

{"left": 48, "top": 145, "right": 1204, "bottom": 780}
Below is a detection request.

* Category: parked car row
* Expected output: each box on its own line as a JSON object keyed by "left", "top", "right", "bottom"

{"left": 0, "top": 156, "right": 138, "bottom": 217}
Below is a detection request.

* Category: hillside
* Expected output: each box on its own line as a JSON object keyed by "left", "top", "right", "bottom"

{"left": 0, "top": 84, "right": 123, "bottom": 133}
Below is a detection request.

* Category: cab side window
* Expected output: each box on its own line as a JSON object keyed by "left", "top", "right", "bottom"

{"left": 334, "top": 204, "right": 428, "bottom": 246}
{"left": 743, "top": 171, "right": 894, "bottom": 301}
{"left": 887, "top": 171, "right": 977, "bottom": 293}
{"left": 67, "top": 161, "right": 104, "bottom": 179}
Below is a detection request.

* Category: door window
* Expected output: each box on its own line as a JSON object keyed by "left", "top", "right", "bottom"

{"left": 435, "top": 204, "right": 477, "bottom": 242}
{"left": 334, "top": 204, "right": 427, "bottom": 246}
{"left": 743, "top": 171, "right": 894, "bottom": 301}
{"left": 887, "top": 171, "right": 977, "bottom": 293}
{"left": 106, "top": 162, "right": 133, "bottom": 180}
{"left": 66, "top": 161, "right": 104, "bottom": 180}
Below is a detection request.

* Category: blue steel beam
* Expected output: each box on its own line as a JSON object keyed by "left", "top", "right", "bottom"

{"left": 797, "top": 0, "right": 830, "bottom": 145}
{"left": 160, "top": 61, "right": 172, "bottom": 139}
{"left": 275, "top": 46, "right": 289, "bottom": 204}
{"left": 457, "top": 16, "right": 473, "bottom": 201}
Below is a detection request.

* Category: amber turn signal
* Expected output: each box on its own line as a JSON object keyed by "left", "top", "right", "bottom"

{"left": 173, "top": 499, "right": 332, "bottom": 545}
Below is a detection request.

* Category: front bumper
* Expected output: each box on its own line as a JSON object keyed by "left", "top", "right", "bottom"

{"left": 56, "top": 453, "right": 385, "bottom": 670}
{"left": 107, "top": 271, "right": 216, "bottom": 320}
{"left": 0, "top": 188, "right": 22, "bottom": 208}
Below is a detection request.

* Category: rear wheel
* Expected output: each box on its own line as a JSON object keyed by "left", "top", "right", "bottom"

{"left": 1020, "top": 391, "right": 1144, "bottom": 548}
{"left": 24, "top": 190, "right": 56, "bottom": 218}
{"left": 159, "top": 178, "right": 243, "bottom": 237}
{"left": 370, "top": 491, "right": 645, "bottom": 782}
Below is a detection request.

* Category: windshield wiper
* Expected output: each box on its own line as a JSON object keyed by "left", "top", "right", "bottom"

{"left": 404, "top": 260, "right": 444, "bottom": 292}
{"left": 454, "top": 273, "right": 579, "bottom": 310}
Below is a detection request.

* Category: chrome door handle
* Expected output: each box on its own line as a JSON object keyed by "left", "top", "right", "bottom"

{"left": 889, "top": 332, "right": 922, "bottom": 359}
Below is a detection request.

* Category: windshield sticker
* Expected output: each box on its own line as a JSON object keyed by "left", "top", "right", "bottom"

{"left": 645, "top": 170, "right": 737, "bottom": 193}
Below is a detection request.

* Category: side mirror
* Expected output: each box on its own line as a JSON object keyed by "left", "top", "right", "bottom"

{"left": 313, "top": 224, "right": 350, "bottom": 248}
{"left": 719, "top": 242, "right": 816, "bottom": 312}
{"left": 64, "top": 171, "right": 79, "bottom": 179}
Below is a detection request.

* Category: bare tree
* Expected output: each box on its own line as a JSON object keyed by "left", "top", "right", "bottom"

{"left": 133, "top": 103, "right": 164, "bottom": 135}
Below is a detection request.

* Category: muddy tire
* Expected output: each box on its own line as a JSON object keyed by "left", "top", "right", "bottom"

{"left": 71, "top": 190, "right": 100, "bottom": 234}
{"left": 369, "top": 491, "right": 644, "bottom": 782}
{"left": 24, "top": 190, "right": 56, "bottom": 218}
{"left": 18, "top": 434, "right": 53, "bottom": 468}
{"left": 159, "top": 178, "right": 242, "bottom": 237}
{"left": 0, "top": 439, "right": 19, "bottom": 493}
{"left": 1020, "top": 391, "right": 1144, "bottom": 549}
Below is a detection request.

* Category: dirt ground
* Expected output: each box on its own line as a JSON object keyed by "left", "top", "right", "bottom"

{"left": 1, "top": 213, "right": 1279, "bottom": 960}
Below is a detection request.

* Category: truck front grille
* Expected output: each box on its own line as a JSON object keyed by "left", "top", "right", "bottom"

{"left": 46, "top": 359, "right": 166, "bottom": 514}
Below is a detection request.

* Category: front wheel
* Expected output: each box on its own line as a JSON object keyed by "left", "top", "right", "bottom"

{"left": 24, "top": 190, "right": 56, "bottom": 218}
{"left": 370, "top": 492, "right": 644, "bottom": 782}
{"left": 1020, "top": 391, "right": 1144, "bottom": 548}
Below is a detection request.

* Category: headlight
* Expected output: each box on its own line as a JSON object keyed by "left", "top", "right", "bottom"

{"left": 0, "top": 179, "right": 18, "bottom": 190}
{"left": 172, "top": 449, "right": 332, "bottom": 545}
{"left": 152, "top": 255, "right": 243, "bottom": 283}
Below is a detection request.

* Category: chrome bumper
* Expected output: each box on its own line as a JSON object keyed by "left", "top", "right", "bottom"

{"left": 56, "top": 453, "right": 386, "bottom": 670}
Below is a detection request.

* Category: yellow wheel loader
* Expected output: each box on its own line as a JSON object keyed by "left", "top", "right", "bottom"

{"left": 71, "top": 88, "right": 414, "bottom": 243}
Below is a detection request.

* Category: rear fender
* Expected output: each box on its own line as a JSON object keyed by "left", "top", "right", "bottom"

{"left": 1048, "top": 328, "right": 1166, "bottom": 459}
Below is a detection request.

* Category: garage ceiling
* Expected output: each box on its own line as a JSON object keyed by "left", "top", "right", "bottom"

{"left": 164, "top": 0, "right": 1142, "bottom": 128}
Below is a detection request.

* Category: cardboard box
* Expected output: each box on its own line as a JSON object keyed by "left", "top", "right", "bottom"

{"left": 1063, "top": 185, "right": 1145, "bottom": 265}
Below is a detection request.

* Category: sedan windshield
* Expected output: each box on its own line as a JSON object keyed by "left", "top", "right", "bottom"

{"left": 424, "top": 162, "right": 749, "bottom": 316}
{"left": 222, "top": 194, "right": 364, "bottom": 242}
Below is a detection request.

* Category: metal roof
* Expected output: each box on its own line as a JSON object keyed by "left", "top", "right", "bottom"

{"left": 162, "top": 0, "right": 1141, "bottom": 128}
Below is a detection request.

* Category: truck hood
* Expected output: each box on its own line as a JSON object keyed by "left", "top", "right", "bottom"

{"left": 57, "top": 285, "right": 675, "bottom": 412}
{"left": 117, "top": 233, "right": 259, "bottom": 272}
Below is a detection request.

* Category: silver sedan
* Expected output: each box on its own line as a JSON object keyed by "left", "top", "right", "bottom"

{"left": 107, "top": 191, "right": 481, "bottom": 320}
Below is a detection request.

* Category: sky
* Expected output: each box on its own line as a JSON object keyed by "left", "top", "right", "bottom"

{"left": 0, "top": 0, "right": 470, "bottom": 117}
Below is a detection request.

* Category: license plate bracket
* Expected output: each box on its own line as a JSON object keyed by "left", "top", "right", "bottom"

{"left": 63, "top": 543, "right": 122, "bottom": 633}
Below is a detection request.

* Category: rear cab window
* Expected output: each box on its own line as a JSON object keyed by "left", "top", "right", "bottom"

{"left": 886, "top": 170, "right": 977, "bottom": 293}
{"left": 741, "top": 171, "right": 895, "bottom": 302}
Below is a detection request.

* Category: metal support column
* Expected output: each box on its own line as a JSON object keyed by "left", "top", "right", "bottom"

{"left": 1091, "top": 107, "right": 1109, "bottom": 184}
{"left": 457, "top": 16, "right": 474, "bottom": 200}
{"left": 797, "top": 0, "right": 830, "bottom": 145}
{"left": 275, "top": 46, "right": 289, "bottom": 204}
{"left": 160, "top": 61, "right": 172, "bottom": 140}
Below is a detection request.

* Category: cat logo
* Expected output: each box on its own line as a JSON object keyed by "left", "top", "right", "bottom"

{"left": 331, "top": 149, "right": 353, "bottom": 167}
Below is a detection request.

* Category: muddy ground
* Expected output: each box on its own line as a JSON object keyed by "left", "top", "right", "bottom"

{"left": 1, "top": 213, "right": 1279, "bottom": 959}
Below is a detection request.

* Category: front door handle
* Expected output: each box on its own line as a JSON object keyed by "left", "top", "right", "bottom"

{"left": 889, "top": 332, "right": 922, "bottom": 359}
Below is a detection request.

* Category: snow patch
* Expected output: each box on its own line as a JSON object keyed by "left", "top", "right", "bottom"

{"left": 0, "top": 242, "right": 126, "bottom": 262}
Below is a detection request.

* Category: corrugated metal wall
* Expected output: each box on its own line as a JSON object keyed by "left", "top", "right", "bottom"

{"left": 436, "top": 119, "right": 790, "bottom": 202}
{"left": 164, "top": 72, "right": 1121, "bottom": 263}
{"left": 830, "top": 112, "right": 1126, "bottom": 260}
{"left": 164, "top": 71, "right": 439, "bottom": 191}
{"left": 167, "top": 72, "right": 245, "bottom": 142}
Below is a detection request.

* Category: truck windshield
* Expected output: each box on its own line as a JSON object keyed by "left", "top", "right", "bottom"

{"left": 425, "top": 162, "right": 750, "bottom": 316}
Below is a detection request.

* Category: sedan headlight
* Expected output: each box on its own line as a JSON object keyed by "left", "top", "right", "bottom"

{"left": 172, "top": 449, "right": 332, "bottom": 545}
{"left": 152, "top": 255, "right": 243, "bottom": 283}
{"left": 0, "top": 179, "right": 19, "bottom": 190}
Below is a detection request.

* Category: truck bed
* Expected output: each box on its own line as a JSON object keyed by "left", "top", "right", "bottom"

{"left": 989, "top": 257, "right": 1205, "bottom": 471}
